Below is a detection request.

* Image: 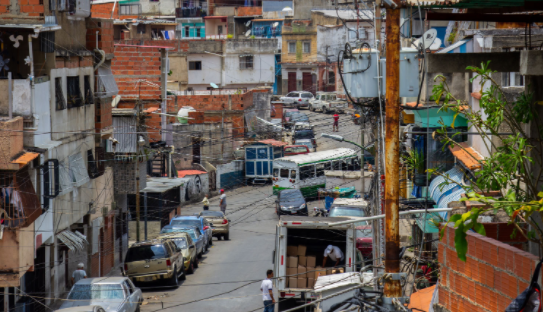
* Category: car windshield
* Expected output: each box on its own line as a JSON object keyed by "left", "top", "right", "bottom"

{"left": 171, "top": 229, "right": 198, "bottom": 240}
{"left": 68, "top": 284, "right": 125, "bottom": 300}
{"left": 200, "top": 211, "right": 224, "bottom": 218}
{"left": 171, "top": 219, "right": 201, "bottom": 229}
{"left": 285, "top": 146, "right": 308, "bottom": 154}
{"left": 294, "top": 130, "right": 314, "bottom": 139}
{"left": 125, "top": 245, "right": 167, "bottom": 262}
{"left": 356, "top": 228, "right": 372, "bottom": 238}
{"left": 297, "top": 141, "right": 313, "bottom": 148}
{"left": 285, "top": 111, "right": 297, "bottom": 117}
{"left": 330, "top": 208, "right": 367, "bottom": 226}
{"left": 172, "top": 238, "right": 188, "bottom": 249}
{"left": 280, "top": 190, "right": 304, "bottom": 202}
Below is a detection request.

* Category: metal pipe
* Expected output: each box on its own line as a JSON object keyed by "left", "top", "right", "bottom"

{"left": 384, "top": 6, "right": 401, "bottom": 298}
{"left": 405, "top": 131, "right": 515, "bottom": 135}
{"left": 144, "top": 191, "right": 148, "bottom": 240}
{"left": 8, "top": 72, "right": 12, "bottom": 119}
{"left": 136, "top": 102, "right": 141, "bottom": 242}
{"left": 327, "top": 208, "right": 453, "bottom": 226}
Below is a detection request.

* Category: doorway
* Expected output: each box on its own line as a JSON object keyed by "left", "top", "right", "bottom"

{"left": 288, "top": 72, "right": 296, "bottom": 92}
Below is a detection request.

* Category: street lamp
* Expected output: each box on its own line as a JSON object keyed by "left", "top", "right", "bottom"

{"left": 321, "top": 133, "right": 375, "bottom": 195}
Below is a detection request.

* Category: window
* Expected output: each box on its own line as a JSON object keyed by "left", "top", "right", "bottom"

{"left": 332, "top": 160, "right": 342, "bottom": 170}
{"left": 42, "top": 159, "right": 60, "bottom": 199}
{"left": 290, "top": 93, "right": 299, "bottom": 98}
{"left": 68, "top": 152, "right": 90, "bottom": 187}
{"left": 274, "top": 147, "right": 283, "bottom": 159}
{"left": 246, "top": 148, "right": 256, "bottom": 159}
{"left": 328, "top": 71, "right": 335, "bottom": 85}
{"left": 136, "top": 23, "right": 146, "bottom": 34}
{"left": 300, "top": 165, "right": 315, "bottom": 180}
{"left": 84, "top": 75, "right": 93, "bottom": 105}
{"left": 316, "top": 163, "right": 325, "bottom": 177}
{"left": 55, "top": 77, "right": 66, "bottom": 110}
{"left": 184, "top": 26, "right": 190, "bottom": 37}
{"left": 67, "top": 76, "right": 82, "bottom": 108}
{"left": 502, "top": 48, "right": 524, "bottom": 87}
{"left": 189, "top": 61, "right": 202, "bottom": 70}
{"left": 273, "top": 168, "right": 279, "bottom": 177}
{"left": 303, "top": 41, "right": 310, "bottom": 53}
{"left": 280, "top": 169, "right": 289, "bottom": 178}
{"left": 301, "top": 93, "right": 313, "bottom": 98}
{"left": 218, "top": 25, "right": 223, "bottom": 35}
{"left": 257, "top": 147, "right": 268, "bottom": 159}
{"left": 290, "top": 170, "right": 297, "bottom": 179}
{"left": 240, "top": 55, "right": 254, "bottom": 70}
{"left": 288, "top": 41, "right": 296, "bottom": 53}
{"left": 196, "top": 28, "right": 201, "bottom": 37}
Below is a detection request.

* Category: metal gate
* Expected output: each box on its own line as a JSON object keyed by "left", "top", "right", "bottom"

{"left": 288, "top": 72, "right": 296, "bottom": 92}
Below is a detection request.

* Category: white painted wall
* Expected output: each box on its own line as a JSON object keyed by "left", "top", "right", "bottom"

{"left": 140, "top": 0, "right": 175, "bottom": 15}
{"left": 223, "top": 54, "right": 275, "bottom": 86}
{"left": 187, "top": 53, "right": 222, "bottom": 86}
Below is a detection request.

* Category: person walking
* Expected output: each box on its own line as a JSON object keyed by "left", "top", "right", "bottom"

{"left": 72, "top": 263, "right": 87, "bottom": 286}
{"left": 333, "top": 114, "right": 340, "bottom": 132}
{"left": 202, "top": 194, "right": 210, "bottom": 211}
{"left": 219, "top": 189, "right": 227, "bottom": 214}
{"left": 261, "top": 269, "right": 275, "bottom": 312}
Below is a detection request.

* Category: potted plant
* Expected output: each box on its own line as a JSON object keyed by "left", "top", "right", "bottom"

{"left": 402, "top": 149, "right": 427, "bottom": 186}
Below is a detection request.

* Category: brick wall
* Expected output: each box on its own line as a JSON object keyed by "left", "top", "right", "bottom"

{"left": 438, "top": 224, "right": 540, "bottom": 312}
{"left": 87, "top": 19, "right": 115, "bottom": 54}
{"left": 236, "top": 6, "right": 262, "bottom": 17}
{"left": 0, "top": 0, "right": 44, "bottom": 17}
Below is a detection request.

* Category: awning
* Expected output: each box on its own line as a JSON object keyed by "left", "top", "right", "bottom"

{"left": 57, "top": 230, "right": 88, "bottom": 252}
{"left": 449, "top": 142, "right": 484, "bottom": 171}
{"left": 10, "top": 152, "right": 39, "bottom": 169}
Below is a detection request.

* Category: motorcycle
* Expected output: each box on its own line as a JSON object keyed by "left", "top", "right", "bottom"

{"left": 313, "top": 207, "right": 329, "bottom": 217}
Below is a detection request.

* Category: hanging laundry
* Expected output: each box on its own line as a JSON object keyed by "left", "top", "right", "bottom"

{"left": 162, "top": 30, "right": 169, "bottom": 39}
{"left": 168, "top": 30, "right": 175, "bottom": 39}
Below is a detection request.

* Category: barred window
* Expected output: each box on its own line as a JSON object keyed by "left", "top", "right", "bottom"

{"left": 67, "top": 76, "right": 82, "bottom": 108}
{"left": 300, "top": 165, "right": 315, "bottom": 180}
{"left": 55, "top": 77, "right": 66, "bottom": 110}
{"left": 189, "top": 61, "right": 201, "bottom": 70}
{"left": 303, "top": 41, "right": 310, "bottom": 53}
{"left": 240, "top": 56, "right": 253, "bottom": 70}
{"left": 288, "top": 41, "right": 296, "bottom": 53}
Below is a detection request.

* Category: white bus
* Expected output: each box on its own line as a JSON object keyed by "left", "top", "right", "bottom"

{"left": 272, "top": 148, "right": 360, "bottom": 197}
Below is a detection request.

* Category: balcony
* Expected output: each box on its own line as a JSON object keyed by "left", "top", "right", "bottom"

{"left": 175, "top": 2, "right": 208, "bottom": 18}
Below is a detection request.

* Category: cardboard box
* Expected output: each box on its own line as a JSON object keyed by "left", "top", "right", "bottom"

{"left": 326, "top": 268, "right": 333, "bottom": 275}
{"left": 331, "top": 268, "right": 345, "bottom": 274}
{"left": 287, "top": 267, "right": 297, "bottom": 277}
{"left": 297, "top": 245, "right": 307, "bottom": 256}
{"left": 308, "top": 277, "right": 315, "bottom": 289}
{"left": 288, "top": 277, "right": 297, "bottom": 288}
{"left": 287, "top": 246, "right": 298, "bottom": 256}
{"left": 297, "top": 278, "right": 307, "bottom": 288}
{"left": 297, "top": 265, "right": 307, "bottom": 278}
{"left": 306, "top": 256, "right": 317, "bottom": 268}
{"left": 314, "top": 267, "right": 327, "bottom": 280}
{"left": 306, "top": 266, "right": 315, "bottom": 279}
{"left": 287, "top": 256, "right": 298, "bottom": 268}
{"left": 298, "top": 255, "right": 307, "bottom": 267}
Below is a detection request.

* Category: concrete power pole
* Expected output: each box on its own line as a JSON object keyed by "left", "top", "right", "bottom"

{"left": 384, "top": 4, "right": 401, "bottom": 299}
{"left": 135, "top": 98, "right": 142, "bottom": 242}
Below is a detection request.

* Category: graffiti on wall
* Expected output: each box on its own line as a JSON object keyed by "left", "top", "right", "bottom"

{"left": 181, "top": 173, "right": 209, "bottom": 203}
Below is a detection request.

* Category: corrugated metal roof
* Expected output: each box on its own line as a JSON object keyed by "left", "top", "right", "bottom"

{"left": 141, "top": 177, "right": 186, "bottom": 193}
{"left": 311, "top": 9, "right": 374, "bottom": 21}
{"left": 57, "top": 230, "right": 88, "bottom": 252}
{"left": 113, "top": 115, "right": 137, "bottom": 153}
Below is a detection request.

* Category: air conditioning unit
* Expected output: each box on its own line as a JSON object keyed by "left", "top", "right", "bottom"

{"left": 67, "top": 0, "right": 90, "bottom": 20}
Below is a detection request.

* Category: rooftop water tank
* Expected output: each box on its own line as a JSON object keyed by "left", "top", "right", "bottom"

{"left": 177, "top": 106, "right": 196, "bottom": 124}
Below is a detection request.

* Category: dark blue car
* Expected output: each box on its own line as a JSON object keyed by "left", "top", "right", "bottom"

{"left": 170, "top": 216, "right": 213, "bottom": 247}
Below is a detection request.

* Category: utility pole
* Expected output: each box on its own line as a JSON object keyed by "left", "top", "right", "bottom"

{"left": 361, "top": 115, "right": 365, "bottom": 195}
{"left": 135, "top": 98, "right": 141, "bottom": 242}
{"left": 384, "top": 4, "right": 401, "bottom": 300}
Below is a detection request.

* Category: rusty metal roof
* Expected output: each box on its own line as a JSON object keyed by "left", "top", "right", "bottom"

{"left": 449, "top": 142, "right": 484, "bottom": 171}
{"left": 257, "top": 139, "right": 289, "bottom": 146}
{"left": 177, "top": 170, "right": 207, "bottom": 178}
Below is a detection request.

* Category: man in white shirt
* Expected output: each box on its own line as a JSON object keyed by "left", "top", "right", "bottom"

{"left": 260, "top": 269, "right": 275, "bottom": 312}
{"left": 219, "top": 189, "right": 227, "bottom": 214}
{"left": 322, "top": 245, "right": 344, "bottom": 267}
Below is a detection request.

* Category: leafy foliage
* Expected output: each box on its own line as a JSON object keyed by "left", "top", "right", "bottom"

{"left": 431, "top": 61, "right": 543, "bottom": 260}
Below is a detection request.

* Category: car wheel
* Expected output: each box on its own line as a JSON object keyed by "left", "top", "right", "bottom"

{"left": 224, "top": 233, "right": 230, "bottom": 240}
{"left": 323, "top": 107, "right": 328, "bottom": 114}
{"left": 188, "top": 261, "right": 195, "bottom": 274}
{"left": 194, "top": 258, "right": 199, "bottom": 268}
{"left": 217, "top": 235, "right": 222, "bottom": 240}
{"left": 180, "top": 266, "right": 186, "bottom": 281}
{"left": 170, "top": 268, "right": 179, "bottom": 287}
{"left": 209, "top": 237, "right": 213, "bottom": 245}
{"left": 198, "top": 251, "right": 203, "bottom": 259}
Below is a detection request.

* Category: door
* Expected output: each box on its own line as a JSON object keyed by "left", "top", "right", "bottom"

{"left": 192, "top": 137, "right": 201, "bottom": 164}
{"left": 288, "top": 72, "right": 296, "bottom": 93}
{"left": 302, "top": 72, "right": 313, "bottom": 94}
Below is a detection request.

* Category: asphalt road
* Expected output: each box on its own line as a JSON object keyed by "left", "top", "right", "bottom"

{"left": 139, "top": 109, "right": 360, "bottom": 312}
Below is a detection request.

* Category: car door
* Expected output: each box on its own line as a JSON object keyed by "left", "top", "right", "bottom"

{"left": 169, "top": 241, "right": 183, "bottom": 271}
{"left": 119, "top": 281, "right": 132, "bottom": 312}
{"left": 186, "top": 235, "right": 196, "bottom": 260}
{"left": 204, "top": 219, "right": 212, "bottom": 243}
{"left": 124, "top": 279, "right": 140, "bottom": 311}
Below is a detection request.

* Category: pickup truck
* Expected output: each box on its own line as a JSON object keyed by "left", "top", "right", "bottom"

{"left": 309, "top": 92, "right": 348, "bottom": 114}
{"left": 273, "top": 216, "right": 361, "bottom": 310}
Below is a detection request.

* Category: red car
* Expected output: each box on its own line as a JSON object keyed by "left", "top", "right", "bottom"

{"left": 356, "top": 225, "right": 373, "bottom": 259}
{"left": 284, "top": 145, "right": 310, "bottom": 156}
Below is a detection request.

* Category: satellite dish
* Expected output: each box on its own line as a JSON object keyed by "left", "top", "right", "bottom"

{"left": 210, "top": 82, "right": 219, "bottom": 89}
{"left": 245, "top": 29, "right": 252, "bottom": 37}
{"left": 422, "top": 29, "right": 437, "bottom": 49}
{"left": 282, "top": 6, "right": 292, "bottom": 11}
{"left": 245, "top": 20, "right": 252, "bottom": 27}
{"left": 111, "top": 95, "right": 121, "bottom": 107}
{"left": 429, "top": 37, "right": 442, "bottom": 50}
{"left": 272, "top": 22, "right": 279, "bottom": 27}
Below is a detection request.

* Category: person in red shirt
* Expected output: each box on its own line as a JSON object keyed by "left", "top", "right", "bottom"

{"left": 333, "top": 114, "right": 340, "bottom": 132}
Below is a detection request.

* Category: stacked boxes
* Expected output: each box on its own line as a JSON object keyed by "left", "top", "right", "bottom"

{"left": 286, "top": 244, "right": 316, "bottom": 289}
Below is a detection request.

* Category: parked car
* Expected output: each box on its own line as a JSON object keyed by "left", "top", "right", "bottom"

{"left": 160, "top": 226, "right": 205, "bottom": 258}
{"left": 329, "top": 206, "right": 367, "bottom": 226}
{"left": 284, "top": 145, "right": 310, "bottom": 156}
{"left": 356, "top": 224, "right": 373, "bottom": 260}
{"left": 123, "top": 239, "right": 185, "bottom": 287}
{"left": 284, "top": 111, "right": 308, "bottom": 129}
{"left": 295, "top": 139, "right": 316, "bottom": 152}
{"left": 310, "top": 92, "right": 347, "bottom": 113}
{"left": 55, "top": 306, "right": 106, "bottom": 312}
{"left": 197, "top": 210, "right": 230, "bottom": 240}
{"left": 60, "top": 277, "right": 142, "bottom": 312}
{"left": 292, "top": 127, "right": 317, "bottom": 151}
{"left": 170, "top": 216, "right": 213, "bottom": 247}
{"left": 157, "top": 232, "right": 198, "bottom": 274}
{"left": 280, "top": 91, "right": 314, "bottom": 109}
{"left": 275, "top": 189, "right": 308, "bottom": 215}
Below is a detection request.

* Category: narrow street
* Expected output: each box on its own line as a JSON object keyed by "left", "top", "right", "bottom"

{"left": 139, "top": 110, "right": 359, "bottom": 312}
